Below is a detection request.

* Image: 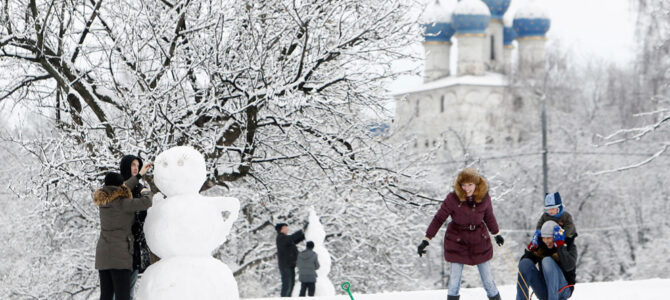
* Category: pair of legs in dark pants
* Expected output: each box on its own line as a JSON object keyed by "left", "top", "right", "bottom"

{"left": 99, "top": 269, "right": 132, "bottom": 300}
{"left": 299, "top": 282, "right": 315, "bottom": 296}
{"left": 279, "top": 267, "right": 296, "bottom": 297}
{"left": 516, "top": 257, "right": 572, "bottom": 300}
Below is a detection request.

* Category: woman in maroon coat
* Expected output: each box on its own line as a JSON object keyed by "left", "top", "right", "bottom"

{"left": 418, "top": 168, "right": 505, "bottom": 300}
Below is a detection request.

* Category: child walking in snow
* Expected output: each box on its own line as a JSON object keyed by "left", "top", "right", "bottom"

{"left": 535, "top": 192, "right": 578, "bottom": 240}
{"left": 296, "top": 241, "right": 320, "bottom": 297}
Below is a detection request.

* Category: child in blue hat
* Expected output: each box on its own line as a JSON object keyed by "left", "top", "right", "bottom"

{"left": 535, "top": 192, "right": 577, "bottom": 239}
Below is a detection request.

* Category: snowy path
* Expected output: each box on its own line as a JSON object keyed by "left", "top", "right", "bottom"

{"left": 244, "top": 278, "right": 669, "bottom": 300}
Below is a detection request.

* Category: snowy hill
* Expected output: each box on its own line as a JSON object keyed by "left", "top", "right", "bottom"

{"left": 244, "top": 278, "right": 670, "bottom": 300}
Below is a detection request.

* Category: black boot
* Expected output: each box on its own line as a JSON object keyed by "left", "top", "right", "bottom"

{"left": 447, "top": 296, "right": 460, "bottom": 300}
{"left": 488, "top": 293, "right": 501, "bottom": 300}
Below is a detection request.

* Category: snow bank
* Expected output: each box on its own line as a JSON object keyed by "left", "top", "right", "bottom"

{"left": 244, "top": 278, "right": 670, "bottom": 300}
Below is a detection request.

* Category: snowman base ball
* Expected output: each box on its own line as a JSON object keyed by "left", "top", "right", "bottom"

{"left": 136, "top": 256, "right": 239, "bottom": 300}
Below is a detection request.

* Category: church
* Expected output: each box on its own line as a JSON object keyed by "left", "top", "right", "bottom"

{"left": 393, "top": 0, "right": 550, "bottom": 154}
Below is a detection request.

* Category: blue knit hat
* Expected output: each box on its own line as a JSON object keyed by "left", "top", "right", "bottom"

{"left": 544, "top": 192, "right": 564, "bottom": 218}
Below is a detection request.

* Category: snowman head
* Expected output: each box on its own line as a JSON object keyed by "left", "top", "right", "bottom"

{"left": 153, "top": 146, "right": 207, "bottom": 197}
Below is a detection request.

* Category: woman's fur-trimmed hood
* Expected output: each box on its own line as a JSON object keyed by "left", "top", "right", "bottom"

{"left": 453, "top": 168, "right": 488, "bottom": 203}
{"left": 94, "top": 185, "right": 132, "bottom": 206}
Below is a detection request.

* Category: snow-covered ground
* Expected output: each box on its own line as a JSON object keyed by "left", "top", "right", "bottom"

{"left": 244, "top": 278, "right": 670, "bottom": 300}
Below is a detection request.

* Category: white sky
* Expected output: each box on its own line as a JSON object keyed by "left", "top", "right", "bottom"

{"left": 539, "top": 0, "right": 635, "bottom": 64}
{"left": 388, "top": 0, "right": 637, "bottom": 94}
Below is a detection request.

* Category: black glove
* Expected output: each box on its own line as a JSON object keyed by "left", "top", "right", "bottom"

{"left": 417, "top": 240, "right": 429, "bottom": 257}
{"left": 494, "top": 235, "right": 504, "bottom": 246}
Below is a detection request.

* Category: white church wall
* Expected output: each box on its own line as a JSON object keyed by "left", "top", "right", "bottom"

{"left": 394, "top": 84, "right": 521, "bottom": 153}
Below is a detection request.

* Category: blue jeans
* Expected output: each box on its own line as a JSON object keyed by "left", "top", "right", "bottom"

{"left": 279, "top": 267, "right": 296, "bottom": 297}
{"left": 447, "top": 261, "right": 499, "bottom": 297}
{"left": 516, "top": 257, "right": 572, "bottom": 300}
{"left": 129, "top": 270, "right": 138, "bottom": 300}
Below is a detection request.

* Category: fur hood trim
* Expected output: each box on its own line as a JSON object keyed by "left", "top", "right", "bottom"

{"left": 453, "top": 168, "right": 488, "bottom": 203}
{"left": 94, "top": 185, "right": 132, "bottom": 206}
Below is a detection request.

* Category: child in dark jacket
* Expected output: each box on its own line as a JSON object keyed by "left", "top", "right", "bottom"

{"left": 535, "top": 192, "right": 578, "bottom": 240}
{"left": 296, "top": 241, "right": 320, "bottom": 297}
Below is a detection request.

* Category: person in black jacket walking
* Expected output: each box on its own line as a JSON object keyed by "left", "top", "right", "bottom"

{"left": 516, "top": 221, "right": 578, "bottom": 300}
{"left": 119, "top": 154, "right": 153, "bottom": 299}
{"left": 276, "top": 223, "right": 306, "bottom": 297}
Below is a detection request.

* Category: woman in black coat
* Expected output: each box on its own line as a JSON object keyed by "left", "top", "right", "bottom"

{"left": 119, "top": 155, "right": 152, "bottom": 297}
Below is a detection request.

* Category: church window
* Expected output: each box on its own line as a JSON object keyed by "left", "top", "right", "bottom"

{"left": 513, "top": 96, "right": 523, "bottom": 110}
{"left": 440, "top": 95, "right": 445, "bottom": 113}
{"left": 415, "top": 100, "right": 420, "bottom": 117}
{"left": 490, "top": 35, "right": 495, "bottom": 60}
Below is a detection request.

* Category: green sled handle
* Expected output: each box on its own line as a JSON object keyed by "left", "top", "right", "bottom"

{"left": 341, "top": 282, "right": 354, "bottom": 300}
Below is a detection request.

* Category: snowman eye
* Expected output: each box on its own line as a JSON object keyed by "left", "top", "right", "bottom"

{"left": 177, "top": 159, "right": 184, "bottom": 166}
{"left": 162, "top": 161, "right": 168, "bottom": 167}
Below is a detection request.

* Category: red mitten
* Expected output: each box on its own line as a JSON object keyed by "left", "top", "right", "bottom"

{"left": 553, "top": 226, "right": 566, "bottom": 247}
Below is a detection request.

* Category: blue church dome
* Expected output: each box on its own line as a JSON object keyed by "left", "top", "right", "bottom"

{"left": 481, "top": 0, "right": 511, "bottom": 20}
{"left": 421, "top": 0, "right": 455, "bottom": 42}
{"left": 503, "top": 26, "right": 516, "bottom": 45}
{"left": 451, "top": 0, "right": 491, "bottom": 34}
{"left": 513, "top": 1, "right": 550, "bottom": 38}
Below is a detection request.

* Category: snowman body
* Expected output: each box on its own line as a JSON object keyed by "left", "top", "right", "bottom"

{"left": 293, "top": 209, "right": 335, "bottom": 296}
{"left": 137, "top": 146, "right": 240, "bottom": 300}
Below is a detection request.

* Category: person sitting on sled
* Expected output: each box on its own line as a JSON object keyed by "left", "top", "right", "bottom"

{"left": 516, "top": 221, "right": 577, "bottom": 300}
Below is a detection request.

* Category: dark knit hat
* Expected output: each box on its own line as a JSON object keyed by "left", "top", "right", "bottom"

{"left": 275, "top": 223, "right": 288, "bottom": 233}
{"left": 306, "top": 241, "right": 315, "bottom": 249}
{"left": 104, "top": 172, "right": 124, "bottom": 187}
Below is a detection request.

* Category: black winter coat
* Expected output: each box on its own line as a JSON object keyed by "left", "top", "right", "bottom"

{"left": 120, "top": 154, "right": 151, "bottom": 273}
{"left": 521, "top": 237, "right": 578, "bottom": 293}
{"left": 276, "top": 230, "right": 305, "bottom": 268}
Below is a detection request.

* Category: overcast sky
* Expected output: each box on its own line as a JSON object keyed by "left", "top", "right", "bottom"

{"left": 538, "top": 0, "right": 635, "bottom": 64}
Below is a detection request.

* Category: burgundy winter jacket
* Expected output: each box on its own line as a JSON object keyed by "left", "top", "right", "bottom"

{"left": 425, "top": 192, "right": 500, "bottom": 265}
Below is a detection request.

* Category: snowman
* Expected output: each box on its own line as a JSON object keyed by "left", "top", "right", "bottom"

{"left": 293, "top": 208, "right": 335, "bottom": 296}
{"left": 136, "top": 146, "right": 240, "bottom": 300}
